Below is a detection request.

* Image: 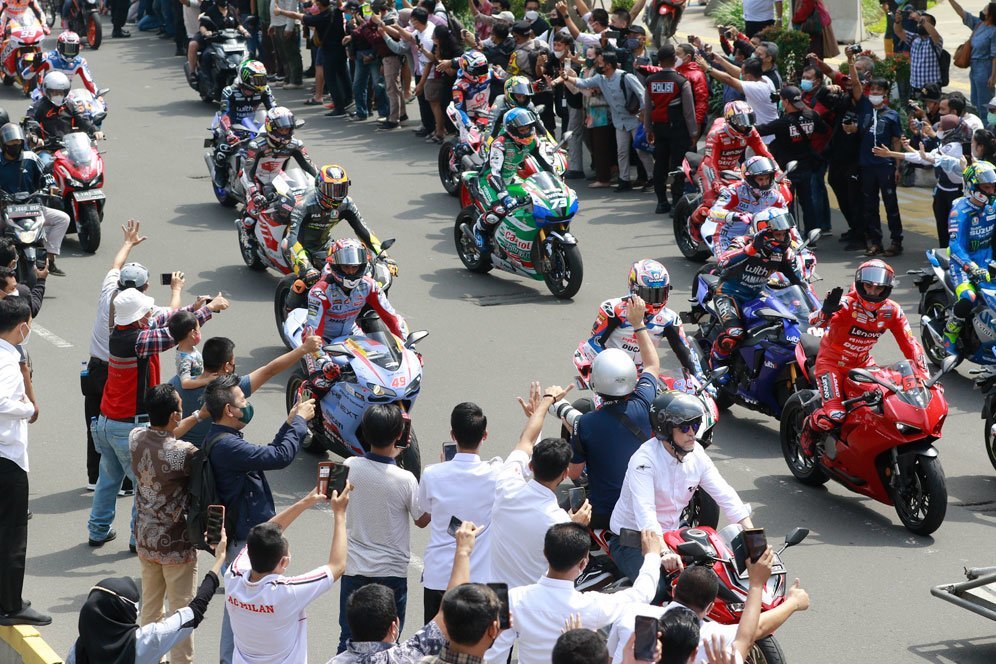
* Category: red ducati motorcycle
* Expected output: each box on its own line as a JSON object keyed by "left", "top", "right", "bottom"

{"left": 780, "top": 353, "right": 957, "bottom": 535}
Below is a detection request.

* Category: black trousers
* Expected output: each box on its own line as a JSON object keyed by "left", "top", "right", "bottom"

{"left": 81, "top": 357, "right": 107, "bottom": 484}
{"left": 653, "top": 122, "right": 690, "bottom": 205}
{"left": 933, "top": 187, "right": 962, "bottom": 249}
{"left": 0, "top": 458, "right": 28, "bottom": 615}
{"left": 325, "top": 54, "right": 353, "bottom": 112}
{"left": 417, "top": 91, "right": 435, "bottom": 132}
{"left": 110, "top": 0, "right": 128, "bottom": 29}
{"left": 744, "top": 19, "right": 774, "bottom": 38}
{"left": 827, "top": 159, "right": 864, "bottom": 240}
{"left": 861, "top": 164, "right": 903, "bottom": 247}
{"left": 423, "top": 587, "right": 444, "bottom": 621}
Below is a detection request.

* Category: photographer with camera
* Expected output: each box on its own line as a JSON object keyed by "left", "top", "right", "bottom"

{"left": 893, "top": 8, "right": 942, "bottom": 96}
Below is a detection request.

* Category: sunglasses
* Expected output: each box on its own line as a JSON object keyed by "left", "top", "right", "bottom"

{"left": 675, "top": 419, "right": 702, "bottom": 434}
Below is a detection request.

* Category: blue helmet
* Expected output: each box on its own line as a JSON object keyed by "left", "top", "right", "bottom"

{"left": 504, "top": 107, "right": 538, "bottom": 147}
{"left": 965, "top": 160, "right": 996, "bottom": 206}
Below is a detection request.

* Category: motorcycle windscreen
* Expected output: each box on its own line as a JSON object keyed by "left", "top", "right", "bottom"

{"left": 766, "top": 284, "right": 815, "bottom": 321}
{"left": 62, "top": 132, "right": 94, "bottom": 167}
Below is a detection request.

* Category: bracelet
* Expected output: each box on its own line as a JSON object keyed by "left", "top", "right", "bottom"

{"left": 542, "top": 394, "right": 558, "bottom": 400}
{"left": 632, "top": 326, "right": 648, "bottom": 333}
{"left": 192, "top": 411, "right": 203, "bottom": 422}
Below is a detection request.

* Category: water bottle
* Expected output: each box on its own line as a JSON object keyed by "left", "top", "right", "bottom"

{"left": 80, "top": 359, "right": 88, "bottom": 378}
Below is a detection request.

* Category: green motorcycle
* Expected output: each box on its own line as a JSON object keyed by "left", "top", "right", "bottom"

{"left": 454, "top": 165, "right": 583, "bottom": 299}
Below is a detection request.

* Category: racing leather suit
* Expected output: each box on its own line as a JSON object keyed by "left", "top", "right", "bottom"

{"left": 475, "top": 133, "right": 554, "bottom": 231}
{"left": 579, "top": 297, "right": 705, "bottom": 381}
{"left": 241, "top": 137, "right": 317, "bottom": 205}
{"left": 285, "top": 191, "right": 383, "bottom": 277}
{"left": 710, "top": 236, "right": 804, "bottom": 366}
{"left": 487, "top": 94, "right": 537, "bottom": 140}
{"left": 212, "top": 83, "right": 276, "bottom": 187}
{"left": 449, "top": 76, "right": 491, "bottom": 143}
{"left": 0, "top": 0, "right": 45, "bottom": 34}
{"left": 709, "top": 181, "right": 788, "bottom": 255}
{"left": 944, "top": 196, "right": 996, "bottom": 346}
{"left": 24, "top": 50, "right": 96, "bottom": 95}
{"left": 807, "top": 289, "right": 927, "bottom": 432}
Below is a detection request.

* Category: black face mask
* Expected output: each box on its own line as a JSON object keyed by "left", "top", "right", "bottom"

{"left": 595, "top": 65, "right": 605, "bottom": 74}
{"left": 2, "top": 144, "right": 22, "bottom": 160}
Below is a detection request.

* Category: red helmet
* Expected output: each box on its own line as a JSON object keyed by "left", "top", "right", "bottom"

{"left": 853, "top": 259, "right": 894, "bottom": 310}
{"left": 723, "top": 100, "right": 756, "bottom": 135}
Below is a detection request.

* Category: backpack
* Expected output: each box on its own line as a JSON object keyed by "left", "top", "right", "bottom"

{"left": 933, "top": 41, "right": 951, "bottom": 88}
{"left": 619, "top": 72, "right": 641, "bottom": 115}
{"left": 186, "top": 433, "right": 229, "bottom": 552}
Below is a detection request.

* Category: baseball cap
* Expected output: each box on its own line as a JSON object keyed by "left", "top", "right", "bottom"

{"left": 987, "top": 94, "right": 996, "bottom": 110}
{"left": 512, "top": 20, "right": 532, "bottom": 35}
{"left": 496, "top": 10, "right": 515, "bottom": 23}
{"left": 118, "top": 262, "right": 149, "bottom": 290}
{"left": 628, "top": 25, "right": 646, "bottom": 35}
{"left": 524, "top": 9, "right": 539, "bottom": 21}
{"left": 919, "top": 83, "right": 942, "bottom": 102}
{"left": 780, "top": 85, "right": 803, "bottom": 107}
{"left": 113, "top": 289, "right": 155, "bottom": 326}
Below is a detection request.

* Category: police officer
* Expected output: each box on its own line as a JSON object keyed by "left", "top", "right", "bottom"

{"left": 644, "top": 45, "right": 698, "bottom": 215}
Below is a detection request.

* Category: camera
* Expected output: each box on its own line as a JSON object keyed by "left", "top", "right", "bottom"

{"left": 841, "top": 111, "right": 858, "bottom": 125}
{"left": 845, "top": 44, "right": 863, "bottom": 56}
{"left": 383, "top": 16, "right": 395, "bottom": 24}
{"left": 769, "top": 92, "right": 781, "bottom": 104}
{"left": 907, "top": 99, "right": 921, "bottom": 110}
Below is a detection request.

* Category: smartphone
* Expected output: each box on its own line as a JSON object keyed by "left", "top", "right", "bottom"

{"left": 395, "top": 411, "right": 412, "bottom": 450}
{"left": 329, "top": 463, "right": 349, "bottom": 497}
{"left": 160, "top": 272, "right": 173, "bottom": 286}
{"left": 618, "top": 527, "right": 642, "bottom": 549}
{"left": 317, "top": 461, "right": 334, "bottom": 498}
{"left": 742, "top": 528, "right": 768, "bottom": 563}
{"left": 206, "top": 505, "right": 225, "bottom": 546}
{"left": 568, "top": 486, "right": 585, "bottom": 512}
{"left": 634, "top": 615, "right": 659, "bottom": 661}
{"left": 442, "top": 442, "right": 457, "bottom": 461}
{"left": 301, "top": 385, "right": 313, "bottom": 402}
{"left": 603, "top": 29, "right": 621, "bottom": 40}
{"left": 447, "top": 515, "right": 463, "bottom": 537}
{"left": 487, "top": 583, "right": 511, "bottom": 630}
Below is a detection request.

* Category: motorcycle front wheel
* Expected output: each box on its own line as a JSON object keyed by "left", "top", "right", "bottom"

{"left": 86, "top": 14, "right": 102, "bottom": 50}
{"left": 920, "top": 292, "right": 948, "bottom": 369}
{"left": 438, "top": 140, "right": 461, "bottom": 197}
{"left": 890, "top": 454, "right": 947, "bottom": 536}
{"left": 454, "top": 207, "right": 492, "bottom": 273}
{"left": 779, "top": 393, "right": 830, "bottom": 486}
{"left": 984, "top": 402, "right": 996, "bottom": 471}
{"left": 673, "top": 194, "right": 710, "bottom": 262}
{"left": 77, "top": 204, "right": 101, "bottom": 253}
{"left": 746, "top": 636, "right": 787, "bottom": 664}
{"left": 274, "top": 275, "right": 295, "bottom": 350}
{"left": 397, "top": 428, "right": 422, "bottom": 479}
{"left": 544, "top": 243, "right": 583, "bottom": 300}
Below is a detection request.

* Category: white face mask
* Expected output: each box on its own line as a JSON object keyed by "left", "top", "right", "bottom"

{"left": 868, "top": 94, "right": 885, "bottom": 106}
{"left": 18, "top": 322, "right": 30, "bottom": 345}
{"left": 553, "top": 48, "right": 566, "bottom": 59}
{"left": 50, "top": 94, "right": 65, "bottom": 106}
{"left": 674, "top": 56, "right": 683, "bottom": 67}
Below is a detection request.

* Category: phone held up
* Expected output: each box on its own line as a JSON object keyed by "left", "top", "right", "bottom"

{"left": 742, "top": 527, "right": 768, "bottom": 563}
{"left": 317, "top": 461, "right": 349, "bottom": 498}
{"left": 568, "top": 486, "right": 585, "bottom": 512}
{"left": 634, "top": 615, "right": 659, "bottom": 661}
{"left": 443, "top": 442, "right": 457, "bottom": 461}
{"left": 160, "top": 272, "right": 173, "bottom": 286}
{"left": 618, "top": 527, "right": 642, "bottom": 549}
{"left": 206, "top": 505, "right": 225, "bottom": 546}
{"left": 447, "top": 515, "right": 463, "bottom": 537}
{"left": 487, "top": 583, "right": 511, "bottom": 630}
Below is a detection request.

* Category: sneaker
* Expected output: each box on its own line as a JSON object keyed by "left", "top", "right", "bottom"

{"left": 85, "top": 482, "right": 96, "bottom": 491}
{"left": 883, "top": 243, "right": 903, "bottom": 257}
{"left": 47, "top": 256, "right": 65, "bottom": 276}
{"left": 118, "top": 487, "right": 134, "bottom": 497}
{"left": 325, "top": 110, "right": 346, "bottom": 117}
{"left": 413, "top": 126, "right": 431, "bottom": 137}
{"left": 614, "top": 180, "right": 633, "bottom": 193}
{"left": 377, "top": 121, "right": 400, "bottom": 130}
{"left": 348, "top": 113, "right": 368, "bottom": 122}
{"left": 88, "top": 528, "right": 117, "bottom": 547}
{"left": 0, "top": 606, "right": 52, "bottom": 627}
{"left": 864, "top": 244, "right": 883, "bottom": 256}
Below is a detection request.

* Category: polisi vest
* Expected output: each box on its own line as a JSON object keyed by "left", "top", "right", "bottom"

{"left": 646, "top": 69, "right": 687, "bottom": 126}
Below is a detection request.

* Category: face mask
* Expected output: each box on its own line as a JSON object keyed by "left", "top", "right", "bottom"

{"left": 869, "top": 94, "right": 885, "bottom": 106}
{"left": 18, "top": 322, "right": 30, "bottom": 345}
{"left": 674, "top": 56, "right": 683, "bottom": 67}
{"left": 988, "top": 112, "right": 996, "bottom": 126}
{"left": 623, "top": 38, "right": 640, "bottom": 50}
{"left": 50, "top": 94, "right": 65, "bottom": 106}
{"left": 800, "top": 79, "right": 814, "bottom": 92}
{"left": 2, "top": 143, "right": 22, "bottom": 160}
{"left": 595, "top": 65, "right": 605, "bottom": 74}
{"left": 235, "top": 402, "right": 254, "bottom": 425}
{"left": 553, "top": 48, "right": 565, "bottom": 59}
{"left": 915, "top": 26, "right": 929, "bottom": 36}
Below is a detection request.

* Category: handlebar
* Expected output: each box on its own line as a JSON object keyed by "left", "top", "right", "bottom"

{"left": 842, "top": 390, "right": 879, "bottom": 410}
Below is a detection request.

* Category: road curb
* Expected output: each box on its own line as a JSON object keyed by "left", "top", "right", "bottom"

{"left": 0, "top": 626, "right": 63, "bottom": 664}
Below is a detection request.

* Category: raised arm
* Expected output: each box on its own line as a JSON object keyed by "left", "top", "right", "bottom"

{"left": 949, "top": 0, "right": 967, "bottom": 20}
{"left": 112, "top": 219, "right": 147, "bottom": 270}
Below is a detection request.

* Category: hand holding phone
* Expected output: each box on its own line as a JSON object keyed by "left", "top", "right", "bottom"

{"left": 618, "top": 527, "right": 642, "bottom": 549}
{"left": 161, "top": 272, "right": 173, "bottom": 286}
{"left": 206, "top": 505, "right": 225, "bottom": 546}
{"left": 633, "top": 615, "right": 659, "bottom": 661}
{"left": 487, "top": 583, "right": 511, "bottom": 630}
{"left": 447, "top": 515, "right": 463, "bottom": 537}
{"left": 742, "top": 527, "right": 767, "bottom": 563}
{"left": 568, "top": 486, "right": 586, "bottom": 512}
{"left": 442, "top": 442, "right": 457, "bottom": 461}
{"left": 317, "top": 461, "right": 334, "bottom": 498}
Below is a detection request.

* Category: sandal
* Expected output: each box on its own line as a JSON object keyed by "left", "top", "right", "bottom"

{"left": 303, "top": 98, "right": 323, "bottom": 105}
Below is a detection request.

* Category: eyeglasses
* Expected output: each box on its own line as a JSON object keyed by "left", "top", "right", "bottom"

{"left": 90, "top": 585, "right": 139, "bottom": 609}
{"left": 675, "top": 419, "right": 702, "bottom": 434}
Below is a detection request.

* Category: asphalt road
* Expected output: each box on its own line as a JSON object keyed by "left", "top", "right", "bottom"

{"left": 13, "top": 24, "right": 996, "bottom": 664}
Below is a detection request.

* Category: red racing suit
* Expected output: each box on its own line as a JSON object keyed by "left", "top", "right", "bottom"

{"left": 807, "top": 290, "right": 928, "bottom": 428}
{"left": 709, "top": 182, "right": 788, "bottom": 255}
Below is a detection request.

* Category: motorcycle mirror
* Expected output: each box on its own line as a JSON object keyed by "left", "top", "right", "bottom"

{"left": 848, "top": 368, "right": 875, "bottom": 383}
{"left": 926, "top": 355, "right": 960, "bottom": 387}
{"left": 807, "top": 229, "right": 822, "bottom": 245}
{"left": 380, "top": 238, "right": 396, "bottom": 251}
{"left": 783, "top": 160, "right": 798, "bottom": 175}
{"left": 709, "top": 366, "right": 729, "bottom": 381}
{"left": 96, "top": 88, "right": 110, "bottom": 97}
{"left": 405, "top": 330, "right": 429, "bottom": 347}
{"left": 675, "top": 541, "right": 711, "bottom": 559}
{"left": 783, "top": 527, "right": 809, "bottom": 547}
{"left": 323, "top": 342, "right": 352, "bottom": 356}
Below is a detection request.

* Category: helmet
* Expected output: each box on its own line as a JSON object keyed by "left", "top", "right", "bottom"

{"left": 459, "top": 50, "right": 490, "bottom": 84}
{"left": 42, "top": 71, "right": 71, "bottom": 104}
{"left": 723, "top": 100, "right": 756, "bottom": 135}
{"left": 238, "top": 60, "right": 268, "bottom": 92}
{"left": 650, "top": 392, "right": 706, "bottom": 458}
{"left": 504, "top": 107, "right": 537, "bottom": 147}
{"left": 853, "top": 259, "right": 895, "bottom": 310}
{"left": 751, "top": 207, "right": 795, "bottom": 235}
{"left": 325, "top": 238, "right": 371, "bottom": 290}
{"left": 742, "top": 156, "right": 777, "bottom": 197}
{"left": 264, "top": 107, "right": 295, "bottom": 148}
{"left": 0, "top": 108, "right": 9, "bottom": 127}
{"left": 964, "top": 161, "right": 996, "bottom": 207}
{"left": 316, "top": 164, "right": 350, "bottom": 209}
{"left": 589, "top": 348, "right": 638, "bottom": 398}
{"left": 118, "top": 262, "right": 150, "bottom": 290}
{"left": 57, "top": 31, "right": 81, "bottom": 58}
{"left": 504, "top": 75, "right": 534, "bottom": 107}
{"left": 628, "top": 259, "right": 671, "bottom": 315}
{"left": 0, "top": 123, "right": 24, "bottom": 159}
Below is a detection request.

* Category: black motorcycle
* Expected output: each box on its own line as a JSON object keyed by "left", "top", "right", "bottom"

{"left": 183, "top": 29, "right": 247, "bottom": 103}
{"left": 0, "top": 190, "right": 49, "bottom": 287}
{"left": 65, "top": 0, "right": 102, "bottom": 50}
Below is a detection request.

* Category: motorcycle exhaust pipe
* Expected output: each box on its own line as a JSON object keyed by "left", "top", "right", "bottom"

{"left": 203, "top": 152, "right": 217, "bottom": 178}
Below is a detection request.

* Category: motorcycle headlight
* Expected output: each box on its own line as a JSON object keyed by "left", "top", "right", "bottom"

{"left": 895, "top": 422, "right": 921, "bottom": 435}
{"left": 17, "top": 230, "right": 38, "bottom": 243}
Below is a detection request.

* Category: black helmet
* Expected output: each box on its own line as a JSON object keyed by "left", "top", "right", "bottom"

{"left": 650, "top": 392, "right": 706, "bottom": 447}
{"left": 0, "top": 108, "right": 10, "bottom": 127}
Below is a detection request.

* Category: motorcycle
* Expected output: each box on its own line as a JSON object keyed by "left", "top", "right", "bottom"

{"left": 0, "top": 189, "right": 48, "bottom": 285}
{"left": 454, "top": 154, "right": 582, "bottom": 299}
{"left": 66, "top": 87, "right": 109, "bottom": 129}
{"left": 203, "top": 109, "right": 266, "bottom": 207}
{"left": 236, "top": 169, "right": 313, "bottom": 275}
{"left": 780, "top": 356, "right": 956, "bottom": 535}
{"left": 183, "top": 29, "right": 247, "bottom": 103}
{"left": 969, "top": 366, "right": 996, "bottom": 471}
{"left": 438, "top": 111, "right": 489, "bottom": 197}
{"left": 65, "top": 0, "right": 101, "bottom": 49}
{"left": 645, "top": 0, "right": 686, "bottom": 49}
{"left": 910, "top": 250, "right": 996, "bottom": 369}
{"left": 0, "top": 21, "right": 44, "bottom": 89}
{"left": 49, "top": 131, "right": 105, "bottom": 252}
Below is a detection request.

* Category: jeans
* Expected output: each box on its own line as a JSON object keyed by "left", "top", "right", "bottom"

{"left": 86, "top": 415, "right": 144, "bottom": 544}
{"left": 810, "top": 160, "right": 831, "bottom": 232}
{"left": 352, "top": 52, "right": 385, "bottom": 119}
{"left": 970, "top": 59, "right": 994, "bottom": 119}
{"left": 219, "top": 538, "right": 246, "bottom": 664}
{"left": 337, "top": 575, "right": 408, "bottom": 653}
{"left": 608, "top": 536, "right": 667, "bottom": 604}
{"left": 860, "top": 163, "right": 903, "bottom": 247}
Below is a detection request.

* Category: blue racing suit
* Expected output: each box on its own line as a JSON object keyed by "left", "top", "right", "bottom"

{"left": 25, "top": 50, "right": 97, "bottom": 94}
{"left": 212, "top": 83, "right": 276, "bottom": 187}
{"left": 944, "top": 196, "right": 996, "bottom": 348}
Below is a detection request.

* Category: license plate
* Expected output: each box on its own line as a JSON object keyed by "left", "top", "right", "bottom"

{"left": 6, "top": 204, "right": 40, "bottom": 217}
{"left": 223, "top": 45, "right": 245, "bottom": 53}
{"left": 73, "top": 189, "right": 105, "bottom": 201}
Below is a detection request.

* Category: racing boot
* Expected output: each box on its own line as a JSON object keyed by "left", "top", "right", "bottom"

{"left": 943, "top": 299, "right": 972, "bottom": 356}
{"left": 213, "top": 144, "right": 231, "bottom": 189}
{"left": 471, "top": 206, "right": 503, "bottom": 251}
{"left": 689, "top": 204, "right": 709, "bottom": 243}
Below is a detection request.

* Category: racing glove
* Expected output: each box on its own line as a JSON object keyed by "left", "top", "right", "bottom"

{"left": 380, "top": 253, "right": 399, "bottom": 277}
{"left": 501, "top": 194, "right": 516, "bottom": 209}
{"left": 822, "top": 286, "right": 843, "bottom": 317}
{"left": 226, "top": 131, "right": 240, "bottom": 146}
{"left": 970, "top": 264, "right": 991, "bottom": 282}
{"left": 252, "top": 192, "right": 268, "bottom": 210}
{"left": 748, "top": 230, "right": 772, "bottom": 258}
{"left": 303, "top": 268, "right": 321, "bottom": 287}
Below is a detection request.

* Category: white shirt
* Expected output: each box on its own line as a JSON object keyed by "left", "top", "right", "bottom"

{"left": 743, "top": 0, "right": 776, "bottom": 23}
{"left": 488, "top": 450, "right": 571, "bottom": 588}
{"left": 610, "top": 438, "right": 750, "bottom": 536}
{"left": 416, "top": 451, "right": 503, "bottom": 590}
{"left": 740, "top": 78, "right": 778, "bottom": 144}
{"left": 226, "top": 546, "right": 335, "bottom": 664}
{"left": 343, "top": 455, "right": 424, "bottom": 577}
{"left": 0, "top": 338, "right": 32, "bottom": 472}
{"left": 89, "top": 268, "right": 168, "bottom": 361}
{"left": 181, "top": 0, "right": 201, "bottom": 38}
{"left": 485, "top": 553, "right": 661, "bottom": 664}
{"left": 607, "top": 602, "right": 742, "bottom": 664}
{"left": 964, "top": 112, "right": 985, "bottom": 132}
{"left": 415, "top": 22, "right": 436, "bottom": 73}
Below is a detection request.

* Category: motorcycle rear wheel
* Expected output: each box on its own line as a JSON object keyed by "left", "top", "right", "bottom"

{"left": 984, "top": 406, "right": 996, "bottom": 471}
{"left": 454, "top": 207, "right": 492, "bottom": 273}
{"left": 673, "top": 194, "right": 710, "bottom": 262}
{"left": 397, "top": 428, "right": 422, "bottom": 479}
{"left": 779, "top": 394, "right": 830, "bottom": 486}
{"left": 274, "top": 275, "right": 295, "bottom": 350}
{"left": 746, "top": 636, "right": 787, "bottom": 664}
{"left": 87, "top": 14, "right": 102, "bottom": 50}
{"left": 77, "top": 204, "right": 101, "bottom": 253}
{"left": 890, "top": 455, "right": 947, "bottom": 536}
{"left": 920, "top": 292, "right": 948, "bottom": 369}
{"left": 438, "top": 140, "right": 461, "bottom": 197}
{"left": 544, "top": 243, "right": 583, "bottom": 300}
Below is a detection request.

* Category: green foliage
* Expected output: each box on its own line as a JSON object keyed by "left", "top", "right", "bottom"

{"left": 710, "top": 1, "right": 745, "bottom": 32}
{"left": 611, "top": 0, "right": 635, "bottom": 10}
{"left": 754, "top": 25, "right": 813, "bottom": 81}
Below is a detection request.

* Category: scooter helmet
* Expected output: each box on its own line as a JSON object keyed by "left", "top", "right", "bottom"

{"left": 42, "top": 71, "right": 71, "bottom": 105}
{"left": 650, "top": 392, "right": 705, "bottom": 460}
{"left": 57, "top": 31, "right": 81, "bottom": 58}
{"left": 589, "top": 348, "right": 638, "bottom": 399}
{"left": 264, "top": 107, "right": 295, "bottom": 148}
{"left": 316, "top": 164, "right": 350, "bottom": 209}
{"left": 723, "top": 100, "right": 756, "bottom": 135}
{"left": 964, "top": 160, "right": 996, "bottom": 207}
{"left": 238, "top": 59, "right": 268, "bottom": 92}
{"left": 853, "top": 259, "right": 895, "bottom": 310}
{"left": 504, "top": 75, "right": 534, "bottom": 107}
{"left": 742, "top": 156, "right": 777, "bottom": 197}
{"left": 628, "top": 259, "right": 670, "bottom": 315}
{"left": 459, "top": 50, "right": 490, "bottom": 84}
{"left": 325, "top": 238, "right": 371, "bottom": 290}
{"left": 504, "top": 107, "right": 537, "bottom": 147}
{"left": 118, "top": 262, "right": 150, "bottom": 290}
{"left": 0, "top": 123, "right": 24, "bottom": 160}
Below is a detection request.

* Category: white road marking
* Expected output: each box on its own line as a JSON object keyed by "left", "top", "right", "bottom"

{"left": 33, "top": 324, "right": 73, "bottom": 348}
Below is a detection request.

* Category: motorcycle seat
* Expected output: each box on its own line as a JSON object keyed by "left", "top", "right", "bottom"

{"left": 932, "top": 250, "right": 950, "bottom": 271}
{"left": 800, "top": 332, "right": 822, "bottom": 363}
{"left": 684, "top": 151, "right": 703, "bottom": 172}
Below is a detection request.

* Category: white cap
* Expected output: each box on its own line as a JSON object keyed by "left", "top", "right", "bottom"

{"left": 496, "top": 10, "right": 515, "bottom": 22}
{"left": 113, "top": 289, "right": 155, "bottom": 326}
{"left": 988, "top": 94, "right": 996, "bottom": 110}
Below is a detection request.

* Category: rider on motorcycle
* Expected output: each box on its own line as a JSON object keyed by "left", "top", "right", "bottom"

{"left": 0, "top": 122, "right": 70, "bottom": 275}
{"left": 691, "top": 101, "right": 777, "bottom": 237}
{"left": 710, "top": 220, "right": 805, "bottom": 378}
{"left": 943, "top": 161, "right": 996, "bottom": 355}
{"left": 448, "top": 50, "right": 492, "bottom": 144}
{"left": 24, "top": 31, "right": 97, "bottom": 96}
{"left": 187, "top": 0, "right": 248, "bottom": 84}
{"left": 0, "top": 0, "right": 47, "bottom": 35}
{"left": 471, "top": 108, "right": 556, "bottom": 248}
{"left": 26, "top": 71, "right": 104, "bottom": 169}
{"left": 488, "top": 75, "right": 536, "bottom": 140}
{"left": 802, "top": 261, "right": 929, "bottom": 454}
{"left": 709, "top": 156, "right": 788, "bottom": 254}
{"left": 302, "top": 238, "right": 409, "bottom": 395}
{"left": 212, "top": 60, "right": 275, "bottom": 189}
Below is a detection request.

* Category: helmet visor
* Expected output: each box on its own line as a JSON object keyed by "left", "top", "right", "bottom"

{"left": 59, "top": 41, "right": 80, "bottom": 58}
{"left": 331, "top": 245, "right": 366, "bottom": 267}
{"left": 319, "top": 180, "right": 348, "bottom": 205}
{"left": 976, "top": 167, "right": 996, "bottom": 185}
{"left": 728, "top": 112, "right": 756, "bottom": 131}
{"left": 469, "top": 62, "right": 489, "bottom": 77}
{"left": 765, "top": 211, "right": 796, "bottom": 232}
{"left": 635, "top": 285, "right": 669, "bottom": 306}
{"left": 0, "top": 124, "right": 23, "bottom": 146}
{"left": 855, "top": 265, "right": 894, "bottom": 288}
{"left": 247, "top": 72, "right": 267, "bottom": 89}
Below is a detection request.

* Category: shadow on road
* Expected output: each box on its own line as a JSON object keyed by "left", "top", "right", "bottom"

{"left": 908, "top": 636, "right": 996, "bottom": 663}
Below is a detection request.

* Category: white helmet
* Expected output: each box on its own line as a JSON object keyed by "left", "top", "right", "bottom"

{"left": 589, "top": 349, "right": 638, "bottom": 398}
{"left": 43, "top": 71, "right": 71, "bottom": 103}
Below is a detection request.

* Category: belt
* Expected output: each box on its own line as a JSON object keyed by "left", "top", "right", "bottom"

{"left": 105, "top": 415, "right": 149, "bottom": 424}
{"left": 89, "top": 357, "right": 108, "bottom": 367}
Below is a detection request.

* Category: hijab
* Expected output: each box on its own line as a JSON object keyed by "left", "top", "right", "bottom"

{"left": 74, "top": 577, "right": 140, "bottom": 664}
